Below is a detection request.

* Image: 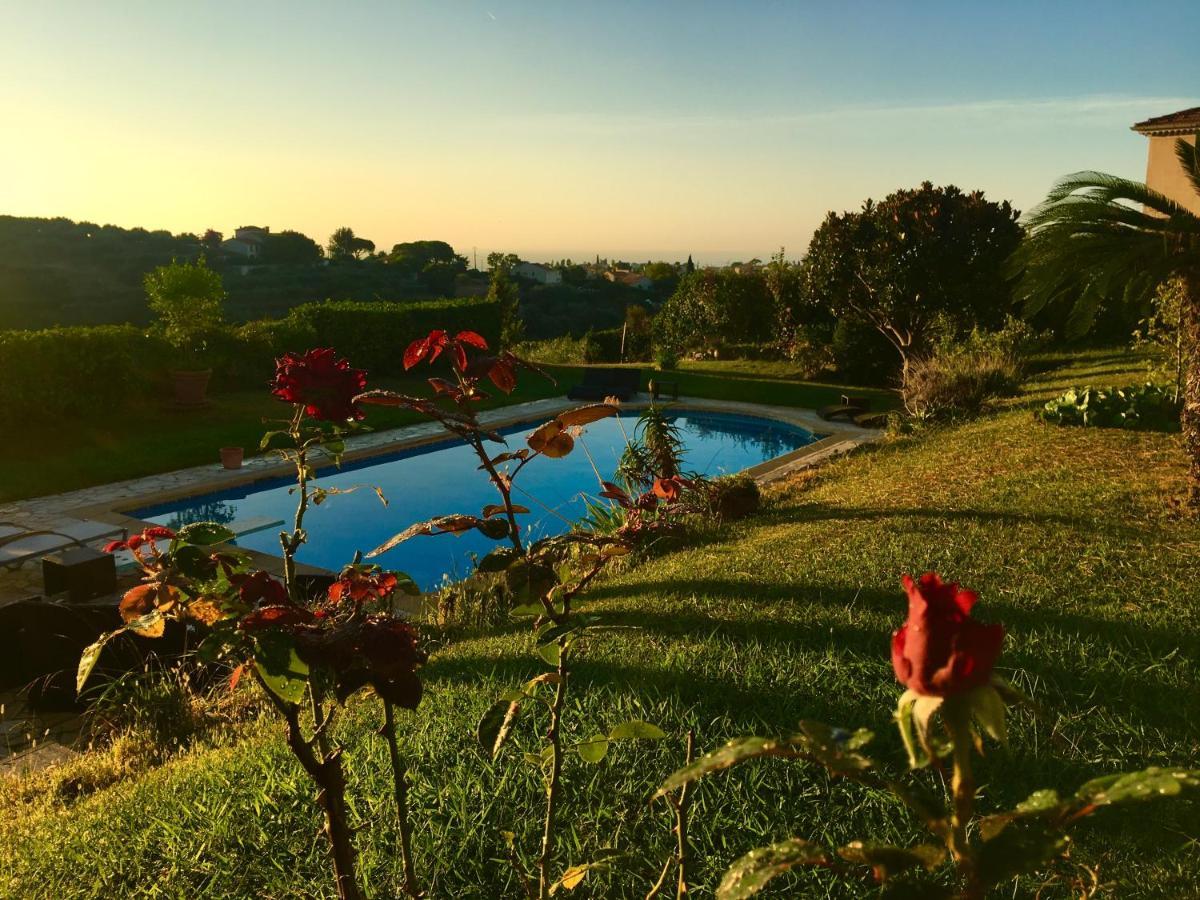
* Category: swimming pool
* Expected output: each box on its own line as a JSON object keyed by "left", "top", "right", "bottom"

{"left": 133, "top": 409, "right": 822, "bottom": 588}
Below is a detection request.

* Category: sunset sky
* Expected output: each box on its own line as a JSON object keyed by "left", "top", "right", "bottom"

{"left": 2, "top": 0, "right": 1198, "bottom": 265}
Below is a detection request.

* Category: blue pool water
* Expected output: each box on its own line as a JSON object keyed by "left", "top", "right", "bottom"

{"left": 133, "top": 410, "right": 821, "bottom": 588}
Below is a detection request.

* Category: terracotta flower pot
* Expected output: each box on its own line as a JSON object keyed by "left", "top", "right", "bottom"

{"left": 171, "top": 369, "right": 212, "bottom": 407}
{"left": 219, "top": 446, "right": 244, "bottom": 470}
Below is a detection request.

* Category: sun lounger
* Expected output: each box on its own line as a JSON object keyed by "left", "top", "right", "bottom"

{"left": 566, "top": 367, "right": 642, "bottom": 401}
{"left": 0, "top": 520, "right": 128, "bottom": 570}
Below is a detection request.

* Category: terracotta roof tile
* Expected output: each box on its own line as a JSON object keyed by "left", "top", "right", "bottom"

{"left": 1132, "top": 107, "right": 1200, "bottom": 135}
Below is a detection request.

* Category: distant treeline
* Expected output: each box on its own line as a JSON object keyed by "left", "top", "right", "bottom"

{"left": 0, "top": 216, "right": 439, "bottom": 329}
{"left": 0, "top": 216, "right": 665, "bottom": 336}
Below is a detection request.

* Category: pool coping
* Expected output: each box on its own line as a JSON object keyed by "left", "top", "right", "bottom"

{"left": 3, "top": 394, "right": 880, "bottom": 576}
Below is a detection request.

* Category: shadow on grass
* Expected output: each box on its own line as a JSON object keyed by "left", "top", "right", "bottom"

{"left": 752, "top": 501, "right": 1140, "bottom": 535}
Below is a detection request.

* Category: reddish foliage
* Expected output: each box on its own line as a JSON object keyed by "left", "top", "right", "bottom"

{"left": 234, "top": 570, "right": 289, "bottom": 608}
{"left": 105, "top": 526, "right": 176, "bottom": 554}
{"left": 328, "top": 569, "right": 399, "bottom": 605}
{"left": 403, "top": 330, "right": 489, "bottom": 374}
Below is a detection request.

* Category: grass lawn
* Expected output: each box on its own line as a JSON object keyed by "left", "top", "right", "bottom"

{"left": 3, "top": 351, "right": 1196, "bottom": 898}
{"left": 0, "top": 362, "right": 894, "bottom": 503}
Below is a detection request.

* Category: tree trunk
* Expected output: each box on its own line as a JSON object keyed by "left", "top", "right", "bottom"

{"left": 1181, "top": 272, "right": 1200, "bottom": 507}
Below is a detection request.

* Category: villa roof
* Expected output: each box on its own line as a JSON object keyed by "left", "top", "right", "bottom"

{"left": 1132, "top": 107, "right": 1200, "bottom": 136}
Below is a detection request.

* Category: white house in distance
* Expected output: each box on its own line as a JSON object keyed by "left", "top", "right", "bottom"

{"left": 221, "top": 225, "right": 270, "bottom": 259}
{"left": 605, "top": 270, "right": 653, "bottom": 291}
{"left": 513, "top": 261, "right": 562, "bottom": 285}
{"left": 1132, "top": 107, "right": 1200, "bottom": 216}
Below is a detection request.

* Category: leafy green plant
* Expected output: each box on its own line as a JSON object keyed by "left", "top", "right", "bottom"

{"left": 1038, "top": 383, "right": 1180, "bottom": 431}
{"left": 617, "top": 405, "right": 685, "bottom": 489}
{"left": 514, "top": 332, "right": 604, "bottom": 364}
{"left": 1133, "top": 276, "right": 1196, "bottom": 404}
{"left": 144, "top": 257, "right": 225, "bottom": 367}
{"left": 654, "top": 572, "right": 1199, "bottom": 899}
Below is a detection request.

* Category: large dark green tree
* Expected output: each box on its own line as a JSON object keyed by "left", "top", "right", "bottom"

{"left": 262, "top": 229, "right": 323, "bottom": 265}
{"left": 327, "top": 227, "right": 375, "bottom": 261}
{"left": 799, "top": 182, "right": 1022, "bottom": 383}
{"left": 1012, "top": 136, "right": 1200, "bottom": 503}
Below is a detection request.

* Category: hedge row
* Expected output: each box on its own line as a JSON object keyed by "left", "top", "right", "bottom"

{"left": 0, "top": 297, "right": 499, "bottom": 419}
{"left": 282, "top": 297, "right": 500, "bottom": 375}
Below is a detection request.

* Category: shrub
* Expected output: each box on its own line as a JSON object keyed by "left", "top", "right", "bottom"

{"left": 654, "top": 344, "right": 679, "bottom": 370}
{"left": 282, "top": 297, "right": 499, "bottom": 375}
{"left": 705, "top": 473, "right": 761, "bottom": 521}
{"left": 1038, "top": 383, "right": 1180, "bottom": 431}
{"left": 904, "top": 347, "right": 1021, "bottom": 420}
{"left": 623, "top": 304, "right": 654, "bottom": 360}
{"left": 514, "top": 332, "right": 604, "bottom": 365}
{"left": 654, "top": 269, "right": 777, "bottom": 356}
{"left": 0, "top": 325, "right": 170, "bottom": 419}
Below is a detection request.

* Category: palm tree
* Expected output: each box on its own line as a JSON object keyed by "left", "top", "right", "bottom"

{"left": 1012, "top": 135, "right": 1200, "bottom": 505}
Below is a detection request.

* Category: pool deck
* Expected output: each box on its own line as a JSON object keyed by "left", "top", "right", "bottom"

{"left": 0, "top": 394, "right": 879, "bottom": 603}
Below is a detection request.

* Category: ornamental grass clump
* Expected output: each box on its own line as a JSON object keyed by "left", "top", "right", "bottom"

{"left": 654, "top": 572, "right": 1199, "bottom": 899}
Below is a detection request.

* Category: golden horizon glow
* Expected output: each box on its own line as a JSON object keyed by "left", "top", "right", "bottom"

{"left": 3, "top": 2, "right": 1197, "bottom": 265}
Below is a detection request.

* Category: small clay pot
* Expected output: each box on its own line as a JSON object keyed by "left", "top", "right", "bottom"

{"left": 219, "top": 446, "right": 244, "bottom": 470}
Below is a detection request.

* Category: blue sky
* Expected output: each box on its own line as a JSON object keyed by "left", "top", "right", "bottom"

{"left": 2, "top": 1, "right": 1197, "bottom": 263}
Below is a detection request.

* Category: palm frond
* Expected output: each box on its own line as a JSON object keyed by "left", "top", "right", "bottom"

{"left": 1031, "top": 171, "right": 1197, "bottom": 224}
{"left": 1010, "top": 166, "right": 1200, "bottom": 338}
{"left": 1175, "top": 134, "right": 1200, "bottom": 200}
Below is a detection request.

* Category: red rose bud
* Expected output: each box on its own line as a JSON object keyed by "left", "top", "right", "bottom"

{"left": 891, "top": 572, "right": 1004, "bottom": 697}
{"left": 271, "top": 348, "right": 368, "bottom": 422}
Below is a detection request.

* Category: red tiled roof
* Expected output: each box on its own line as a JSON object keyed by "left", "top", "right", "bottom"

{"left": 1132, "top": 107, "right": 1200, "bottom": 135}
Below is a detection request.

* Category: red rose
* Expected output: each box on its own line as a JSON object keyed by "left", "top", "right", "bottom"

{"left": 891, "top": 572, "right": 1004, "bottom": 697}
{"left": 271, "top": 348, "right": 368, "bottom": 422}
